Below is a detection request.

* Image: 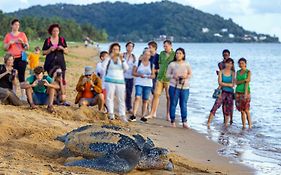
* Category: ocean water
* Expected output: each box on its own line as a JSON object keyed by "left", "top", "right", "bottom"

{"left": 98, "top": 42, "right": 281, "bottom": 175}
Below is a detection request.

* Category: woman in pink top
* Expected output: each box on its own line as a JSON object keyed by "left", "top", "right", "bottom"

{"left": 166, "top": 48, "right": 192, "bottom": 128}
{"left": 3, "top": 19, "right": 29, "bottom": 100}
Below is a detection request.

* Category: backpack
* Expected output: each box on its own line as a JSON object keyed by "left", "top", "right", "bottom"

{"left": 47, "top": 37, "right": 66, "bottom": 47}
{"left": 136, "top": 60, "right": 153, "bottom": 72}
{"left": 123, "top": 52, "right": 136, "bottom": 63}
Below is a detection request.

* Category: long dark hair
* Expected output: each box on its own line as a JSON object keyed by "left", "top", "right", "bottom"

{"left": 173, "top": 48, "right": 186, "bottom": 61}
{"left": 109, "top": 42, "right": 121, "bottom": 54}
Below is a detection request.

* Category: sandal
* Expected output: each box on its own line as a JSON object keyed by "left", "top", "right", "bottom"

{"left": 30, "top": 103, "right": 37, "bottom": 110}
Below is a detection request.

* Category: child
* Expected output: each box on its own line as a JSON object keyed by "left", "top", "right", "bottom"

{"left": 28, "top": 46, "right": 41, "bottom": 75}
{"left": 95, "top": 51, "right": 109, "bottom": 105}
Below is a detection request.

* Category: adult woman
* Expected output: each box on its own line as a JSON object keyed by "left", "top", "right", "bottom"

{"left": 123, "top": 41, "right": 137, "bottom": 113}
{"left": 166, "top": 48, "right": 192, "bottom": 128}
{"left": 3, "top": 19, "right": 29, "bottom": 100}
{"left": 42, "top": 24, "right": 68, "bottom": 85}
{"left": 102, "top": 43, "right": 129, "bottom": 122}
{"left": 0, "top": 53, "right": 22, "bottom": 106}
{"left": 129, "top": 48, "right": 155, "bottom": 122}
{"left": 235, "top": 58, "right": 252, "bottom": 129}
{"left": 207, "top": 58, "right": 235, "bottom": 128}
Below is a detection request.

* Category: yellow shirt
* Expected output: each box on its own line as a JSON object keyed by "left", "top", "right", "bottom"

{"left": 28, "top": 53, "right": 40, "bottom": 69}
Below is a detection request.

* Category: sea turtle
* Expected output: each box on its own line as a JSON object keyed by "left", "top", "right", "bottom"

{"left": 56, "top": 124, "right": 174, "bottom": 173}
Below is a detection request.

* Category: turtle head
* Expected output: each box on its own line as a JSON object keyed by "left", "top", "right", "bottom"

{"left": 137, "top": 147, "right": 174, "bottom": 171}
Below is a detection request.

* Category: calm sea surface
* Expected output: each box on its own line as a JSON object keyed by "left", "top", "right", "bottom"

{"left": 98, "top": 43, "right": 281, "bottom": 175}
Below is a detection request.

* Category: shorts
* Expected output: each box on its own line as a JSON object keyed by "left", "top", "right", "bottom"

{"left": 33, "top": 93, "right": 49, "bottom": 105}
{"left": 135, "top": 85, "right": 152, "bottom": 101}
{"left": 79, "top": 94, "right": 101, "bottom": 106}
{"left": 235, "top": 93, "right": 251, "bottom": 111}
{"left": 154, "top": 80, "right": 169, "bottom": 95}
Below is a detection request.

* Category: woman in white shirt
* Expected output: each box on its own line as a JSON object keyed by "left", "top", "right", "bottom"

{"left": 129, "top": 48, "right": 155, "bottom": 122}
{"left": 102, "top": 43, "right": 129, "bottom": 122}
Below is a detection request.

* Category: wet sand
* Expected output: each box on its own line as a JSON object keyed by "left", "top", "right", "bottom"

{"left": 0, "top": 45, "right": 254, "bottom": 174}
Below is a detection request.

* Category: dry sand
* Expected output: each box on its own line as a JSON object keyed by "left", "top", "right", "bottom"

{"left": 0, "top": 45, "right": 254, "bottom": 175}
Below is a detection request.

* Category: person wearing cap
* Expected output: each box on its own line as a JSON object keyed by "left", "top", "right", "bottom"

{"left": 75, "top": 66, "right": 104, "bottom": 111}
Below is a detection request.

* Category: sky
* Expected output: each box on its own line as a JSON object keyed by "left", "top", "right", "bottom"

{"left": 0, "top": 0, "right": 280, "bottom": 39}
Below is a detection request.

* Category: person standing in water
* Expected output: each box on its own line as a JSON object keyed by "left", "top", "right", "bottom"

{"left": 217, "top": 49, "right": 234, "bottom": 124}
{"left": 166, "top": 48, "right": 192, "bottom": 128}
{"left": 123, "top": 41, "right": 137, "bottom": 114}
{"left": 3, "top": 19, "right": 29, "bottom": 100}
{"left": 146, "top": 40, "right": 175, "bottom": 120}
{"left": 207, "top": 58, "right": 235, "bottom": 128}
{"left": 235, "top": 58, "right": 252, "bottom": 129}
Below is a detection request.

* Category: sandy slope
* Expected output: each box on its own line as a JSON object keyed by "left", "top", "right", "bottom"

{"left": 0, "top": 45, "right": 253, "bottom": 175}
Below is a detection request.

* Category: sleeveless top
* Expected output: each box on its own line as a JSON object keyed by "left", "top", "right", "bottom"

{"left": 236, "top": 69, "right": 250, "bottom": 93}
{"left": 221, "top": 71, "right": 234, "bottom": 93}
{"left": 135, "top": 62, "right": 153, "bottom": 87}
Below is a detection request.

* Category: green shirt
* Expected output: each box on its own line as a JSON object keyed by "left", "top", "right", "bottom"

{"left": 236, "top": 69, "right": 250, "bottom": 93}
{"left": 26, "top": 75, "right": 53, "bottom": 93}
{"left": 157, "top": 50, "right": 175, "bottom": 82}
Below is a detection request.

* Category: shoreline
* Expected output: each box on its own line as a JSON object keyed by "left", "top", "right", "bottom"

{"left": 0, "top": 45, "right": 254, "bottom": 174}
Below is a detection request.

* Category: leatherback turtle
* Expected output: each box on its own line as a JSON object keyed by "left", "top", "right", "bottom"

{"left": 56, "top": 124, "right": 174, "bottom": 173}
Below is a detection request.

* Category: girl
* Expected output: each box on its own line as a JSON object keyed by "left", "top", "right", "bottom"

{"left": 166, "top": 48, "right": 192, "bottom": 128}
{"left": 207, "top": 58, "right": 235, "bottom": 128}
{"left": 130, "top": 48, "right": 155, "bottom": 122}
{"left": 235, "top": 58, "right": 252, "bottom": 129}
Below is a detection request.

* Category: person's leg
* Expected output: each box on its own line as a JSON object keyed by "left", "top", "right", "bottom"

{"left": 79, "top": 98, "right": 90, "bottom": 106}
{"left": 142, "top": 86, "right": 151, "bottom": 117}
{"left": 105, "top": 82, "right": 115, "bottom": 119}
{"left": 89, "top": 94, "right": 105, "bottom": 111}
{"left": 245, "top": 110, "right": 252, "bottom": 129}
{"left": 179, "top": 89, "right": 190, "bottom": 128}
{"left": 241, "top": 111, "right": 247, "bottom": 129}
{"left": 25, "top": 87, "right": 35, "bottom": 108}
{"left": 169, "top": 86, "right": 179, "bottom": 127}
{"left": 164, "top": 82, "right": 170, "bottom": 121}
{"left": 207, "top": 94, "right": 223, "bottom": 128}
{"left": 125, "top": 78, "right": 133, "bottom": 112}
{"left": 47, "top": 87, "right": 56, "bottom": 113}
{"left": 116, "top": 83, "right": 127, "bottom": 122}
{"left": 132, "top": 85, "right": 142, "bottom": 116}
{"left": 6, "top": 90, "right": 22, "bottom": 106}
{"left": 17, "top": 60, "right": 28, "bottom": 100}
{"left": 146, "top": 81, "right": 163, "bottom": 118}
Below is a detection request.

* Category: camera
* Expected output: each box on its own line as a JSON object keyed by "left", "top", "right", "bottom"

{"left": 56, "top": 71, "right": 62, "bottom": 77}
{"left": 178, "top": 77, "right": 184, "bottom": 85}
{"left": 37, "top": 80, "right": 45, "bottom": 86}
{"left": 9, "top": 69, "right": 17, "bottom": 82}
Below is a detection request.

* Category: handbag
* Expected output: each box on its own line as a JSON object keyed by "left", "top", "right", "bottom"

{"left": 212, "top": 88, "right": 222, "bottom": 99}
{"left": 21, "top": 51, "right": 28, "bottom": 62}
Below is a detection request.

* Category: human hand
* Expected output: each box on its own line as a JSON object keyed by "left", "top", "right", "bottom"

{"left": 9, "top": 40, "right": 15, "bottom": 45}
{"left": 31, "top": 80, "right": 38, "bottom": 87}
{"left": 57, "top": 46, "right": 64, "bottom": 51}
{"left": 43, "top": 80, "right": 50, "bottom": 87}
{"left": 17, "top": 38, "right": 24, "bottom": 44}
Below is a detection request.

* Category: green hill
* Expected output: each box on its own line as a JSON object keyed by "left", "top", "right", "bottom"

{"left": 7, "top": 0, "right": 279, "bottom": 43}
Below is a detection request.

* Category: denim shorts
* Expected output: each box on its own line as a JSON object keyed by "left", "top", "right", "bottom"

{"left": 33, "top": 93, "right": 49, "bottom": 105}
{"left": 135, "top": 85, "right": 152, "bottom": 100}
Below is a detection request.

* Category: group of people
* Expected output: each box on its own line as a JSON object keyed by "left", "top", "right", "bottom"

{"left": 1, "top": 19, "right": 68, "bottom": 112}
{"left": 207, "top": 50, "right": 252, "bottom": 129}
{"left": 0, "top": 19, "right": 252, "bottom": 129}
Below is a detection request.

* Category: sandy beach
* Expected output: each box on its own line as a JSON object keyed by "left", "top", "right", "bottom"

{"left": 0, "top": 45, "right": 254, "bottom": 175}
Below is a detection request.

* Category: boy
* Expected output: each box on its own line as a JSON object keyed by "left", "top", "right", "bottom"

{"left": 28, "top": 46, "right": 41, "bottom": 74}
{"left": 95, "top": 51, "right": 109, "bottom": 102}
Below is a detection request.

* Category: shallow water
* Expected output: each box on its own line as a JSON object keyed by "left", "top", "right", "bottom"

{"left": 98, "top": 42, "right": 281, "bottom": 175}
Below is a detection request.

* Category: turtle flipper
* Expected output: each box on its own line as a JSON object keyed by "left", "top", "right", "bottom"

{"left": 65, "top": 154, "right": 133, "bottom": 173}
